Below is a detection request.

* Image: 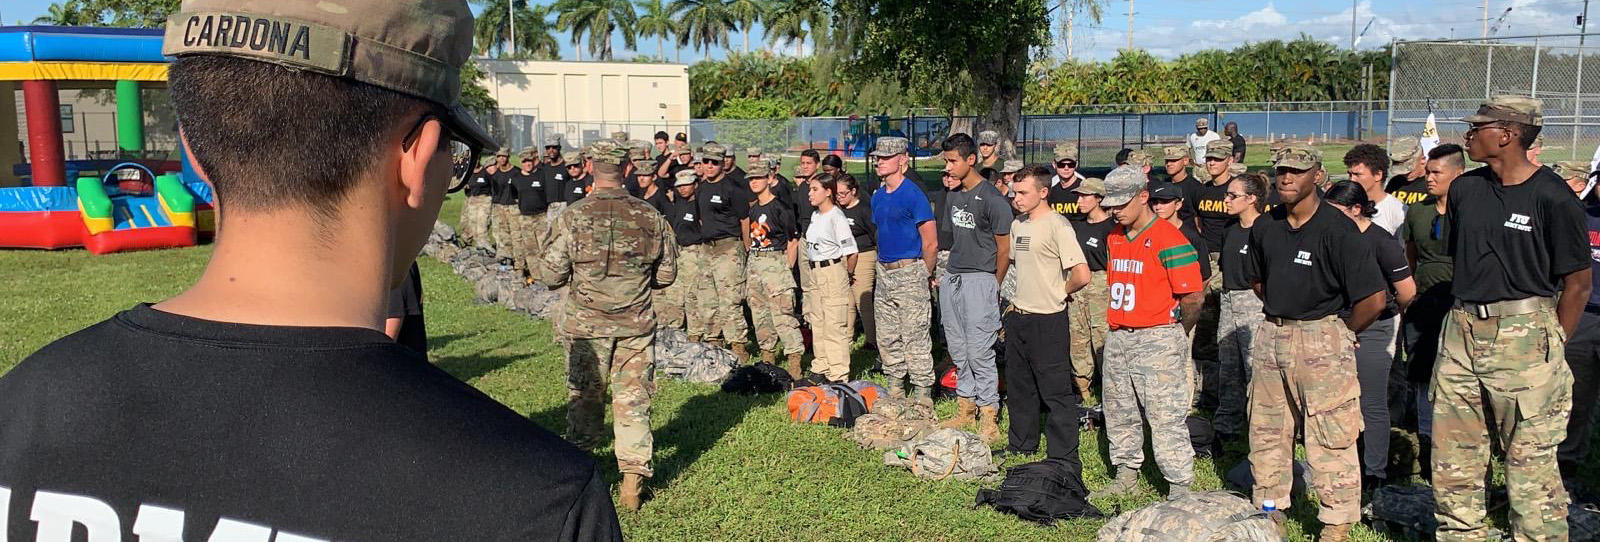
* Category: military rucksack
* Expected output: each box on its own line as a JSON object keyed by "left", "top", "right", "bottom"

{"left": 975, "top": 458, "right": 1105, "bottom": 525}
{"left": 1094, "top": 491, "right": 1283, "bottom": 542}
{"left": 1363, "top": 483, "right": 1437, "bottom": 540}
{"left": 883, "top": 428, "right": 999, "bottom": 482}
{"left": 721, "top": 362, "right": 794, "bottom": 394}
{"left": 655, "top": 328, "right": 738, "bottom": 384}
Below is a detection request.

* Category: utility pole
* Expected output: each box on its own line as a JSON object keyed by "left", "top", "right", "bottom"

{"left": 1127, "top": 0, "right": 1134, "bottom": 50}
{"left": 507, "top": 0, "right": 518, "bottom": 57}
{"left": 1483, "top": 0, "right": 1489, "bottom": 38}
{"left": 1351, "top": 0, "right": 1357, "bottom": 50}
{"left": 1066, "top": 5, "right": 1076, "bottom": 60}
{"left": 1583, "top": 0, "right": 1591, "bottom": 46}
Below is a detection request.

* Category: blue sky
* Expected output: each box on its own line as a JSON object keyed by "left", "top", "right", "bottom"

{"left": 4, "top": 0, "right": 1590, "bottom": 61}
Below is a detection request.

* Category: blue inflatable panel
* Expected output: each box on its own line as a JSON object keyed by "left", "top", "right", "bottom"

{"left": 0, "top": 186, "right": 79, "bottom": 212}
{"left": 0, "top": 26, "right": 166, "bottom": 62}
{"left": 184, "top": 181, "right": 214, "bottom": 205}
{"left": 114, "top": 196, "right": 169, "bottom": 228}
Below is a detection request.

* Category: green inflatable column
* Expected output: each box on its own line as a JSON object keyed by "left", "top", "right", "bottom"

{"left": 115, "top": 80, "right": 144, "bottom": 155}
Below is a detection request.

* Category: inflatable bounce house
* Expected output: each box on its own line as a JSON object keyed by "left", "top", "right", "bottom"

{"left": 0, "top": 25, "right": 215, "bottom": 254}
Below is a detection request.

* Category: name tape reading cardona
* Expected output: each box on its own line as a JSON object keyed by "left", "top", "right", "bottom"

{"left": 163, "top": 12, "right": 351, "bottom": 75}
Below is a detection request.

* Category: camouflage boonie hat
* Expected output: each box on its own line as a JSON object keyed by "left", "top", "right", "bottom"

{"left": 977, "top": 130, "right": 1000, "bottom": 146}
{"left": 1389, "top": 136, "right": 1420, "bottom": 164}
{"left": 544, "top": 134, "right": 563, "bottom": 148}
{"left": 1072, "top": 177, "right": 1106, "bottom": 196}
{"left": 1274, "top": 145, "right": 1322, "bottom": 171}
{"left": 871, "top": 136, "right": 909, "bottom": 157}
{"left": 1163, "top": 146, "right": 1188, "bottom": 161}
{"left": 1052, "top": 143, "right": 1079, "bottom": 162}
{"left": 701, "top": 143, "right": 727, "bottom": 159}
{"left": 610, "top": 131, "right": 629, "bottom": 141}
{"left": 673, "top": 169, "right": 697, "bottom": 187}
{"left": 1000, "top": 159, "right": 1023, "bottom": 174}
{"left": 561, "top": 150, "right": 581, "bottom": 164}
{"left": 1126, "top": 149, "right": 1153, "bottom": 167}
{"left": 587, "top": 139, "right": 628, "bottom": 166}
{"left": 746, "top": 163, "right": 773, "bottom": 178}
{"left": 1463, "top": 95, "right": 1543, "bottom": 126}
{"left": 161, "top": 0, "right": 496, "bottom": 151}
{"left": 1551, "top": 160, "right": 1591, "bottom": 180}
{"left": 1205, "top": 141, "right": 1234, "bottom": 160}
{"left": 1101, "top": 165, "right": 1149, "bottom": 207}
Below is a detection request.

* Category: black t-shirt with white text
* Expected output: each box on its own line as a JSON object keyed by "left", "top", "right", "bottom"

{"left": 1246, "top": 204, "right": 1386, "bottom": 320}
{"left": 465, "top": 170, "right": 493, "bottom": 197}
{"left": 749, "top": 197, "right": 797, "bottom": 252}
{"left": 1070, "top": 217, "right": 1114, "bottom": 272}
{"left": 665, "top": 194, "right": 702, "bottom": 246}
{"left": 490, "top": 169, "right": 518, "bottom": 205}
{"left": 1219, "top": 222, "right": 1253, "bottom": 291}
{"left": 1194, "top": 179, "right": 1234, "bottom": 250}
{"left": 511, "top": 168, "right": 551, "bottom": 215}
{"left": 0, "top": 305, "right": 620, "bottom": 542}
{"left": 1447, "top": 166, "right": 1591, "bottom": 304}
{"left": 564, "top": 175, "right": 592, "bottom": 204}
{"left": 698, "top": 178, "right": 749, "bottom": 242}
{"left": 843, "top": 202, "right": 877, "bottom": 251}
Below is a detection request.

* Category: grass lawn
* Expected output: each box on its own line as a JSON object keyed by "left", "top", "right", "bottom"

{"left": 0, "top": 151, "right": 1476, "bottom": 541}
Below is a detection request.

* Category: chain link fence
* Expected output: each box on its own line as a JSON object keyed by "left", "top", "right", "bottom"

{"left": 1389, "top": 34, "right": 1600, "bottom": 162}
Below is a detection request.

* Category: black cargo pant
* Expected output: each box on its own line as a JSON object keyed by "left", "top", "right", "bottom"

{"left": 1560, "top": 310, "right": 1600, "bottom": 479}
{"left": 1003, "top": 309, "right": 1082, "bottom": 472}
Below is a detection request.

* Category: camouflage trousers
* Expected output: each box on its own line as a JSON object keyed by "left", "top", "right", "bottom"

{"left": 1248, "top": 315, "right": 1363, "bottom": 526}
{"left": 458, "top": 195, "right": 492, "bottom": 249}
{"left": 489, "top": 204, "right": 518, "bottom": 260}
{"left": 1432, "top": 304, "right": 1571, "bottom": 542}
{"left": 846, "top": 249, "right": 878, "bottom": 344}
{"left": 747, "top": 251, "right": 804, "bottom": 356}
{"left": 875, "top": 261, "right": 935, "bottom": 388}
{"left": 1191, "top": 255, "right": 1223, "bottom": 408}
{"left": 1103, "top": 323, "right": 1195, "bottom": 485}
{"left": 654, "top": 243, "right": 699, "bottom": 333}
{"left": 512, "top": 213, "right": 545, "bottom": 274}
{"left": 1067, "top": 270, "right": 1108, "bottom": 385}
{"left": 566, "top": 333, "right": 657, "bottom": 477}
{"left": 700, "top": 238, "right": 749, "bottom": 344}
{"left": 1213, "top": 288, "right": 1264, "bottom": 436}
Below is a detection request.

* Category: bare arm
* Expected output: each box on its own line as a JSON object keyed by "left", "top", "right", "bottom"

{"left": 1177, "top": 291, "right": 1204, "bottom": 333}
{"left": 1251, "top": 281, "right": 1264, "bottom": 301}
{"left": 918, "top": 220, "right": 938, "bottom": 278}
{"left": 846, "top": 253, "right": 858, "bottom": 277}
{"left": 993, "top": 234, "right": 1010, "bottom": 287}
{"left": 1393, "top": 276, "right": 1417, "bottom": 313}
{"left": 1346, "top": 291, "right": 1386, "bottom": 333}
{"left": 786, "top": 239, "right": 798, "bottom": 269}
{"left": 741, "top": 218, "right": 751, "bottom": 250}
{"left": 1558, "top": 268, "right": 1595, "bottom": 336}
{"left": 1065, "top": 263, "right": 1090, "bottom": 296}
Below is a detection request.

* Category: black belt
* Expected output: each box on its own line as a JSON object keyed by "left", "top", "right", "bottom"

{"left": 1264, "top": 315, "right": 1339, "bottom": 326}
{"left": 809, "top": 257, "right": 842, "bottom": 269}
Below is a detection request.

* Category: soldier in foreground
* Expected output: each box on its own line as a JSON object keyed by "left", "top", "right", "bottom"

{"left": 542, "top": 141, "right": 678, "bottom": 511}
{"left": 1434, "top": 96, "right": 1591, "bottom": 541}
{"left": 869, "top": 137, "right": 939, "bottom": 410}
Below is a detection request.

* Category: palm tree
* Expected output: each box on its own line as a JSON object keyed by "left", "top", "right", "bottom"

{"left": 635, "top": 0, "right": 680, "bottom": 61}
{"left": 671, "top": 0, "right": 734, "bottom": 61}
{"left": 554, "top": 0, "right": 639, "bottom": 61}
{"left": 472, "top": 0, "right": 561, "bottom": 59}
{"left": 724, "top": 0, "right": 765, "bottom": 53}
{"left": 762, "top": 0, "right": 826, "bottom": 56}
{"left": 32, "top": 1, "right": 91, "bottom": 25}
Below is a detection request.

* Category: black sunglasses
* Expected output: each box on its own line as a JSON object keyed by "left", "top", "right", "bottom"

{"left": 401, "top": 112, "right": 481, "bottom": 193}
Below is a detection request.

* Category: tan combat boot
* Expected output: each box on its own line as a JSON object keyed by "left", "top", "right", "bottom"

{"left": 758, "top": 350, "right": 776, "bottom": 364}
{"left": 977, "top": 405, "right": 1002, "bottom": 443}
{"left": 785, "top": 353, "right": 804, "bottom": 380}
{"left": 941, "top": 398, "right": 977, "bottom": 429}
{"left": 620, "top": 473, "right": 646, "bottom": 511}
{"left": 1089, "top": 466, "right": 1141, "bottom": 500}
{"left": 731, "top": 342, "right": 752, "bottom": 363}
{"left": 1319, "top": 523, "right": 1351, "bottom": 542}
{"left": 884, "top": 377, "right": 905, "bottom": 398}
{"left": 1074, "top": 376, "right": 1093, "bottom": 398}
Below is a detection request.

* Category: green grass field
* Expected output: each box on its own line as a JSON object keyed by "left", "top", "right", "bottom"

{"left": 0, "top": 146, "right": 1460, "bottom": 541}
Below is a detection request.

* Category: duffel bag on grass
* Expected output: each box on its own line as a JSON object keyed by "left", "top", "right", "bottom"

{"left": 883, "top": 428, "right": 998, "bottom": 482}
{"left": 1094, "top": 491, "right": 1282, "bottom": 542}
{"left": 786, "top": 381, "right": 884, "bottom": 427}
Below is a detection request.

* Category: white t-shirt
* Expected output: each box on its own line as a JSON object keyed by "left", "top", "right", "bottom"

{"left": 807, "top": 207, "right": 859, "bottom": 261}
{"left": 1373, "top": 194, "right": 1406, "bottom": 236}
{"left": 1187, "top": 131, "right": 1221, "bottom": 163}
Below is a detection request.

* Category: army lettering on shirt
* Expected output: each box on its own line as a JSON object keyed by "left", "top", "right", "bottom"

{"left": 1193, "top": 180, "right": 1233, "bottom": 249}
{"left": 511, "top": 169, "right": 550, "bottom": 215}
{"left": 1047, "top": 177, "right": 1085, "bottom": 220}
{"left": 1245, "top": 204, "right": 1385, "bottom": 320}
{"left": 697, "top": 178, "right": 749, "bottom": 242}
{"left": 748, "top": 199, "right": 797, "bottom": 253}
{"left": 664, "top": 195, "right": 702, "bottom": 246}
{"left": 1070, "top": 218, "right": 1114, "bottom": 272}
{"left": 842, "top": 202, "right": 877, "bottom": 252}
{"left": 1447, "top": 166, "right": 1590, "bottom": 304}
{"left": 1387, "top": 174, "right": 1431, "bottom": 206}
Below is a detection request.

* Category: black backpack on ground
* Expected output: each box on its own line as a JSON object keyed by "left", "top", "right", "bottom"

{"left": 720, "top": 362, "right": 794, "bottom": 394}
{"left": 975, "top": 458, "right": 1105, "bottom": 525}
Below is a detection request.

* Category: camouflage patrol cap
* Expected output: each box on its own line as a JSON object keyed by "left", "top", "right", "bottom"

{"left": 746, "top": 147, "right": 762, "bottom": 157}
{"left": 872, "top": 136, "right": 909, "bottom": 157}
{"left": 1193, "top": 167, "right": 1213, "bottom": 183}
{"left": 723, "top": 146, "right": 736, "bottom": 157}
{"left": 1205, "top": 141, "right": 1234, "bottom": 160}
{"left": 1163, "top": 146, "right": 1188, "bottom": 161}
{"left": 977, "top": 131, "right": 1000, "bottom": 146}
{"left": 761, "top": 152, "right": 782, "bottom": 168}
{"left": 1101, "top": 165, "right": 1149, "bottom": 207}
{"left": 1052, "top": 143, "right": 1079, "bottom": 162}
{"left": 1195, "top": 117, "right": 1209, "bottom": 128}
{"left": 1551, "top": 160, "right": 1591, "bottom": 180}
{"left": 1274, "top": 145, "right": 1322, "bottom": 171}
{"left": 544, "top": 134, "right": 563, "bottom": 148}
{"left": 1072, "top": 177, "right": 1106, "bottom": 196}
{"left": 588, "top": 140, "right": 628, "bottom": 166}
{"left": 561, "top": 150, "right": 581, "bottom": 164}
{"left": 1463, "top": 95, "right": 1543, "bottom": 126}
{"left": 691, "top": 151, "right": 704, "bottom": 162}
{"left": 674, "top": 169, "right": 698, "bottom": 187}
{"left": 701, "top": 143, "right": 727, "bottom": 159}
{"left": 1000, "top": 159, "right": 1024, "bottom": 174}
{"left": 626, "top": 140, "right": 651, "bottom": 160}
{"left": 610, "top": 131, "right": 629, "bottom": 141}
{"left": 1389, "top": 136, "right": 1420, "bottom": 164}
{"left": 1228, "top": 163, "right": 1247, "bottom": 176}
{"left": 494, "top": 148, "right": 509, "bottom": 157}
{"left": 161, "top": 0, "right": 496, "bottom": 151}
{"left": 673, "top": 142, "right": 692, "bottom": 155}
{"left": 1126, "top": 149, "right": 1153, "bottom": 168}
{"left": 518, "top": 148, "right": 536, "bottom": 161}
{"left": 746, "top": 162, "right": 773, "bottom": 178}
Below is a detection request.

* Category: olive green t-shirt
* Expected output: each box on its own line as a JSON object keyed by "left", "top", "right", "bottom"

{"left": 1399, "top": 199, "right": 1453, "bottom": 293}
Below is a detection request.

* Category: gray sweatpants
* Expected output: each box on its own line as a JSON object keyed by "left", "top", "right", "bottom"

{"left": 940, "top": 272, "right": 1001, "bottom": 407}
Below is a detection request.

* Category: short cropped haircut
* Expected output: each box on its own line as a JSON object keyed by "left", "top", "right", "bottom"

{"left": 1343, "top": 144, "right": 1389, "bottom": 178}
{"left": 800, "top": 149, "right": 821, "bottom": 162}
{"left": 1496, "top": 121, "right": 1542, "bottom": 149}
{"left": 169, "top": 56, "right": 428, "bottom": 221}
{"left": 941, "top": 133, "right": 977, "bottom": 159}
{"left": 1427, "top": 143, "right": 1467, "bottom": 170}
{"left": 1019, "top": 164, "right": 1054, "bottom": 190}
{"left": 653, "top": 131, "right": 669, "bottom": 141}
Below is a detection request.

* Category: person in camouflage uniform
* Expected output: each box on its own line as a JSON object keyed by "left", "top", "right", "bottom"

{"left": 1432, "top": 96, "right": 1591, "bottom": 542}
{"left": 487, "top": 148, "right": 519, "bottom": 259}
{"left": 869, "top": 136, "right": 939, "bottom": 411}
{"left": 656, "top": 170, "right": 705, "bottom": 336}
{"left": 540, "top": 139, "right": 678, "bottom": 511}
{"left": 743, "top": 162, "right": 806, "bottom": 370}
{"left": 695, "top": 142, "right": 752, "bottom": 354}
{"left": 1066, "top": 177, "right": 1111, "bottom": 398}
{"left": 458, "top": 156, "right": 494, "bottom": 249}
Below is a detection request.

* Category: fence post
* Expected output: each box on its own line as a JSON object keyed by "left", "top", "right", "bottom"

{"left": 1576, "top": 43, "right": 1587, "bottom": 161}
{"left": 1531, "top": 37, "right": 1542, "bottom": 98}
{"left": 1385, "top": 39, "right": 1397, "bottom": 145}
{"left": 1484, "top": 44, "right": 1495, "bottom": 99}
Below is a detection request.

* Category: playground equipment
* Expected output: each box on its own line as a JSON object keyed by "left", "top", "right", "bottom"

{"left": 0, "top": 25, "right": 215, "bottom": 253}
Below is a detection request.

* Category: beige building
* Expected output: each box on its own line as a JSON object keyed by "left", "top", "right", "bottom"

{"left": 476, "top": 59, "right": 690, "bottom": 151}
{"left": 5, "top": 86, "right": 179, "bottom": 186}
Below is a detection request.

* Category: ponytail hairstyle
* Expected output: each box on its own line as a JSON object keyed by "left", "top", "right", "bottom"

{"left": 1239, "top": 172, "right": 1270, "bottom": 212}
{"left": 811, "top": 172, "right": 840, "bottom": 199}
{"left": 1324, "top": 180, "right": 1377, "bottom": 218}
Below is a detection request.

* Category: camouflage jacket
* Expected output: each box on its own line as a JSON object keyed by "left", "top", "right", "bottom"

{"left": 541, "top": 187, "right": 677, "bottom": 338}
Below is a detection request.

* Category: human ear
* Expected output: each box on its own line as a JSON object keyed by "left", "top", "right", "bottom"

{"left": 397, "top": 118, "right": 444, "bottom": 210}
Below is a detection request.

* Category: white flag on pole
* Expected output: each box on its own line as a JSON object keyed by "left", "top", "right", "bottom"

{"left": 1419, "top": 112, "right": 1441, "bottom": 155}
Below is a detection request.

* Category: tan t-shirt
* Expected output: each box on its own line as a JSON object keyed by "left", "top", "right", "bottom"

{"left": 1009, "top": 212, "right": 1088, "bottom": 314}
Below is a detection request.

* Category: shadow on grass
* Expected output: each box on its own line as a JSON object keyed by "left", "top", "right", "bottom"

{"left": 651, "top": 390, "right": 780, "bottom": 486}
{"left": 434, "top": 351, "right": 528, "bottom": 383}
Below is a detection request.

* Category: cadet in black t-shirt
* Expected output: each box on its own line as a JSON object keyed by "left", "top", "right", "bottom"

{"left": 1066, "top": 176, "right": 1113, "bottom": 397}
{"left": 0, "top": 5, "right": 621, "bottom": 540}
{"left": 459, "top": 160, "right": 495, "bottom": 249}
{"left": 487, "top": 150, "right": 521, "bottom": 259}
{"left": 562, "top": 153, "right": 590, "bottom": 204}
{"left": 657, "top": 170, "right": 705, "bottom": 335}
{"left": 744, "top": 164, "right": 805, "bottom": 365}
{"left": 839, "top": 175, "right": 878, "bottom": 345}
{"left": 1212, "top": 171, "right": 1272, "bottom": 439}
{"left": 695, "top": 143, "right": 752, "bottom": 349}
{"left": 507, "top": 156, "right": 549, "bottom": 275}
{"left": 1241, "top": 146, "right": 1384, "bottom": 533}
{"left": 1046, "top": 143, "right": 1088, "bottom": 220}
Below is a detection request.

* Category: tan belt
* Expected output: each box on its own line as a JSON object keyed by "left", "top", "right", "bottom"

{"left": 1263, "top": 314, "right": 1340, "bottom": 327}
{"left": 882, "top": 259, "right": 920, "bottom": 271}
{"left": 1455, "top": 297, "right": 1555, "bottom": 319}
{"left": 706, "top": 237, "right": 740, "bottom": 247}
{"left": 751, "top": 249, "right": 785, "bottom": 257}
